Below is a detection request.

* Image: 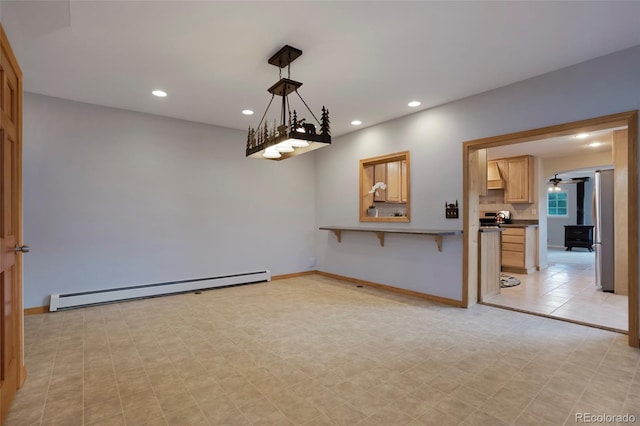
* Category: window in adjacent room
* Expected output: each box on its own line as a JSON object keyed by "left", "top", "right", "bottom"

{"left": 548, "top": 191, "right": 568, "bottom": 216}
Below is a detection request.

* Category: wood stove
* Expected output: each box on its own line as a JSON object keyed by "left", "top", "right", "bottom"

{"left": 564, "top": 225, "right": 594, "bottom": 251}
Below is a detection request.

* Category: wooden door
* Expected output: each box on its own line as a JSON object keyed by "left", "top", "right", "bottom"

{"left": 0, "top": 24, "right": 25, "bottom": 423}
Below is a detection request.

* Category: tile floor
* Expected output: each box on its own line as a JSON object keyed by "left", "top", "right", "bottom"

{"left": 485, "top": 248, "right": 628, "bottom": 332}
{"left": 8, "top": 274, "right": 640, "bottom": 425}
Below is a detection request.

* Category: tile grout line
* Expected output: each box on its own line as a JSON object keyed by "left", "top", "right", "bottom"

{"left": 509, "top": 346, "right": 570, "bottom": 425}
{"left": 175, "top": 304, "right": 215, "bottom": 426}
{"left": 38, "top": 312, "right": 65, "bottom": 426}
{"left": 616, "top": 344, "right": 640, "bottom": 418}
{"left": 103, "top": 307, "right": 120, "bottom": 426}
{"left": 115, "top": 304, "right": 129, "bottom": 426}
{"left": 560, "top": 330, "right": 617, "bottom": 425}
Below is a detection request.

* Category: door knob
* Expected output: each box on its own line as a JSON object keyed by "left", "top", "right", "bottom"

{"left": 14, "top": 244, "right": 30, "bottom": 253}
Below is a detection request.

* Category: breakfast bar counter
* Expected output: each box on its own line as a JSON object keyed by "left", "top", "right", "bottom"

{"left": 319, "top": 226, "right": 462, "bottom": 251}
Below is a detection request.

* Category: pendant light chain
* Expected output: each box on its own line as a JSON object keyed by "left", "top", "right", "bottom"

{"left": 256, "top": 94, "right": 276, "bottom": 130}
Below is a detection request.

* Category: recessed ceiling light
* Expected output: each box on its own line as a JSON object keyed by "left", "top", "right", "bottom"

{"left": 152, "top": 90, "right": 167, "bottom": 97}
{"left": 589, "top": 142, "right": 602, "bottom": 147}
{"left": 351, "top": 120, "right": 362, "bottom": 126}
{"left": 408, "top": 101, "right": 421, "bottom": 108}
{"left": 242, "top": 109, "right": 254, "bottom": 115}
{"left": 575, "top": 133, "right": 590, "bottom": 139}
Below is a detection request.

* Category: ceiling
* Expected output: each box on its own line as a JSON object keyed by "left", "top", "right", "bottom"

{"left": 487, "top": 127, "right": 621, "bottom": 160}
{"left": 3, "top": 1, "right": 640, "bottom": 138}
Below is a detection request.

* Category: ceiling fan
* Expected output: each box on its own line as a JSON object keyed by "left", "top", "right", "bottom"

{"left": 549, "top": 174, "right": 590, "bottom": 184}
{"left": 548, "top": 174, "right": 590, "bottom": 191}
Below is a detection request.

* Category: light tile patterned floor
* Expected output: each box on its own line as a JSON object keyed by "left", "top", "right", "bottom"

{"left": 486, "top": 248, "right": 628, "bottom": 332}
{"left": 8, "top": 274, "right": 640, "bottom": 425}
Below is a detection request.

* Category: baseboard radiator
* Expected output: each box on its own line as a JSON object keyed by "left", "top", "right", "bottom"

{"left": 49, "top": 270, "right": 271, "bottom": 311}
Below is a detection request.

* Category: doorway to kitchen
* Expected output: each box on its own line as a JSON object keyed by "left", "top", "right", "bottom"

{"left": 482, "top": 152, "right": 625, "bottom": 332}
{"left": 462, "top": 111, "right": 639, "bottom": 347}
{"left": 484, "top": 246, "right": 627, "bottom": 333}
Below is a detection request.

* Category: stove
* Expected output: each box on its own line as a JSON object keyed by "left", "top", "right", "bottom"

{"left": 479, "top": 210, "right": 511, "bottom": 226}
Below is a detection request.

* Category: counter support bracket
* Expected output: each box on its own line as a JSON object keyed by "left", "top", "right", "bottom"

{"left": 319, "top": 226, "right": 462, "bottom": 252}
{"left": 434, "top": 235, "right": 443, "bottom": 252}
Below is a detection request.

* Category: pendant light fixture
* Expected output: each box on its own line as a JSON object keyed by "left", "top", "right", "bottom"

{"left": 246, "top": 45, "right": 331, "bottom": 160}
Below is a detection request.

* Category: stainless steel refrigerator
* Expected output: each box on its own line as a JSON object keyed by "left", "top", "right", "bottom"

{"left": 593, "top": 169, "right": 614, "bottom": 292}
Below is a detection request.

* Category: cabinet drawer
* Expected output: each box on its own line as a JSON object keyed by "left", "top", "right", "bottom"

{"left": 501, "top": 228, "right": 525, "bottom": 236}
{"left": 502, "top": 242, "right": 524, "bottom": 252}
{"left": 502, "top": 250, "right": 524, "bottom": 267}
{"left": 502, "top": 235, "right": 524, "bottom": 244}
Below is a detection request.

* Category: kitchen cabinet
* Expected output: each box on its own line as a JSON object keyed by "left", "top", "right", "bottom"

{"left": 386, "top": 161, "right": 402, "bottom": 202}
{"left": 479, "top": 228, "right": 502, "bottom": 300}
{"left": 374, "top": 163, "right": 386, "bottom": 201}
{"left": 369, "top": 161, "right": 407, "bottom": 204}
{"left": 504, "top": 155, "right": 534, "bottom": 203}
{"left": 401, "top": 160, "right": 407, "bottom": 202}
{"left": 501, "top": 226, "right": 537, "bottom": 274}
{"left": 359, "top": 151, "right": 411, "bottom": 223}
{"left": 487, "top": 160, "right": 504, "bottom": 189}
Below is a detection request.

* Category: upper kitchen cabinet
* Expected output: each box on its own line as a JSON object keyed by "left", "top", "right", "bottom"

{"left": 386, "top": 160, "right": 402, "bottom": 203}
{"left": 368, "top": 161, "right": 404, "bottom": 203}
{"left": 401, "top": 160, "right": 407, "bottom": 202}
{"left": 504, "top": 155, "right": 534, "bottom": 203}
{"left": 374, "top": 163, "right": 387, "bottom": 201}
{"left": 487, "top": 160, "right": 505, "bottom": 189}
{"left": 360, "top": 151, "right": 410, "bottom": 222}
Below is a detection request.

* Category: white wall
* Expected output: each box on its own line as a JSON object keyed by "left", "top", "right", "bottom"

{"left": 315, "top": 45, "right": 640, "bottom": 306}
{"left": 543, "top": 151, "right": 612, "bottom": 180}
{"left": 546, "top": 185, "right": 578, "bottom": 247}
{"left": 23, "top": 94, "right": 317, "bottom": 307}
{"left": 314, "top": 112, "right": 465, "bottom": 300}
{"left": 546, "top": 174, "right": 596, "bottom": 247}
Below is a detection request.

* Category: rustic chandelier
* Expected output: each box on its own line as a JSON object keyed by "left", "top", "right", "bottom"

{"left": 246, "top": 45, "right": 331, "bottom": 160}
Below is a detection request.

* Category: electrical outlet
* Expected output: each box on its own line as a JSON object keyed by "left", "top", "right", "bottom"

{"left": 531, "top": 208, "right": 537, "bottom": 215}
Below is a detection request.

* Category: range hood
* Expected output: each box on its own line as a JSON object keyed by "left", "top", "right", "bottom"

{"left": 487, "top": 161, "right": 505, "bottom": 189}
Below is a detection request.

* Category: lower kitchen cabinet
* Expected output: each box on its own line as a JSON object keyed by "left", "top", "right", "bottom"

{"left": 479, "top": 229, "right": 502, "bottom": 300}
{"left": 501, "top": 226, "right": 537, "bottom": 274}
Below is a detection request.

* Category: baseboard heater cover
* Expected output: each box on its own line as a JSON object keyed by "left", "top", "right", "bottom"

{"left": 49, "top": 270, "right": 271, "bottom": 311}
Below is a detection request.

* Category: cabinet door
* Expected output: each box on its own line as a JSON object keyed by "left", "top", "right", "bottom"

{"left": 502, "top": 251, "right": 525, "bottom": 268}
{"left": 505, "top": 156, "right": 534, "bottom": 203}
{"left": 386, "top": 161, "right": 401, "bottom": 202}
{"left": 373, "top": 163, "right": 386, "bottom": 201}
{"left": 363, "top": 164, "right": 375, "bottom": 208}
{"left": 401, "top": 160, "right": 407, "bottom": 202}
{"left": 487, "top": 160, "right": 504, "bottom": 189}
